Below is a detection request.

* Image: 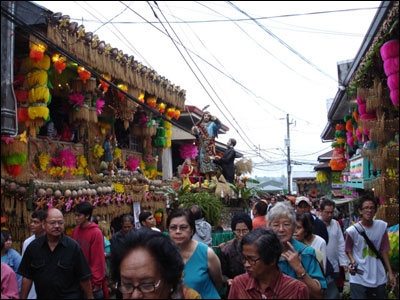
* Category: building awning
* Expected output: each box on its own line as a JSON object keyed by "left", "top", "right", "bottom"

{"left": 314, "top": 162, "right": 330, "bottom": 171}
{"left": 171, "top": 125, "right": 195, "bottom": 141}
{"left": 293, "top": 179, "right": 316, "bottom": 185}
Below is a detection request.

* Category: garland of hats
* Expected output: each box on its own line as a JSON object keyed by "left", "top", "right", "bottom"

{"left": 19, "top": 36, "right": 52, "bottom": 137}
{"left": 330, "top": 124, "right": 347, "bottom": 171}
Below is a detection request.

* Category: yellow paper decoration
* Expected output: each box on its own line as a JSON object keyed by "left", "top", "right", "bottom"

{"left": 25, "top": 54, "right": 51, "bottom": 71}
{"left": 28, "top": 106, "right": 49, "bottom": 120}
{"left": 27, "top": 70, "right": 48, "bottom": 86}
{"left": 38, "top": 152, "right": 50, "bottom": 171}
{"left": 28, "top": 86, "right": 50, "bottom": 104}
{"left": 93, "top": 144, "right": 104, "bottom": 159}
{"left": 113, "top": 183, "right": 124, "bottom": 194}
{"left": 164, "top": 121, "right": 172, "bottom": 129}
{"left": 113, "top": 147, "right": 121, "bottom": 159}
{"left": 76, "top": 155, "right": 88, "bottom": 169}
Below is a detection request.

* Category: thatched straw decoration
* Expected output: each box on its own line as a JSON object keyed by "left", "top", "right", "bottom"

{"left": 47, "top": 24, "right": 185, "bottom": 110}
{"left": 1, "top": 139, "right": 28, "bottom": 156}
{"left": 72, "top": 105, "right": 90, "bottom": 122}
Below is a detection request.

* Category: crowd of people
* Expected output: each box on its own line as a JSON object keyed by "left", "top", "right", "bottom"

{"left": 1, "top": 192, "right": 397, "bottom": 299}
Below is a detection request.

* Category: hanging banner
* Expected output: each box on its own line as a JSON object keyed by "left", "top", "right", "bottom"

{"left": 350, "top": 156, "right": 364, "bottom": 180}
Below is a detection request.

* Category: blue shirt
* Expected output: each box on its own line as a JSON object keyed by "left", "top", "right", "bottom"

{"left": 184, "top": 242, "right": 220, "bottom": 299}
{"left": 278, "top": 238, "right": 327, "bottom": 289}
{"left": 2, "top": 248, "right": 22, "bottom": 291}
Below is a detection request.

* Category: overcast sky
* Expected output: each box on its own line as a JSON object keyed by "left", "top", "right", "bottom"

{"left": 33, "top": 1, "right": 381, "bottom": 178}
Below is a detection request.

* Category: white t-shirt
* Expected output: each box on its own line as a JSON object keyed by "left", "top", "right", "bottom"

{"left": 22, "top": 235, "right": 38, "bottom": 299}
{"left": 310, "top": 234, "right": 327, "bottom": 274}
{"left": 323, "top": 218, "right": 349, "bottom": 273}
{"left": 346, "top": 220, "right": 388, "bottom": 287}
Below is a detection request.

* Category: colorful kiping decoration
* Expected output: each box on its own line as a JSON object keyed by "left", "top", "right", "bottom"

{"left": 146, "top": 97, "right": 157, "bottom": 108}
{"left": 174, "top": 109, "right": 181, "bottom": 120}
{"left": 380, "top": 40, "right": 399, "bottom": 106}
{"left": 100, "top": 74, "right": 111, "bottom": 93}
{"left": 78, "top": 66, "right": 91, "bottom": 84}
{"left": 52, "top": 54, "right": 66, "bottom": 74}
{"left": 330, "top": 124, "right": 347, "bottom": 171}
{"left": 117, "top": 83, "right": 128, "bottom": 100}
{"left": 138, "top": 93, "right": 145, "bottom": 103}
{"left": 29, "top": 43, "right": 46, "bottom": 63}
{"left": 158, "top": 102, "right": 166, "bottom": 113}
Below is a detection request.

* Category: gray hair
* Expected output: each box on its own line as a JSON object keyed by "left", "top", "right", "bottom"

{"left": 268, "top": 202, "right": 296, "bottom": 228}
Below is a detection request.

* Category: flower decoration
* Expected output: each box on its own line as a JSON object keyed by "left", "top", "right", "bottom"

{"left": 113, "top": 183, "right": 124, "bottom": 194}
{"left": 1, "top": 136, "right": 14, "bottom": 144}
{"left": 52, "top": 148, "right": 77, "bottom": 168}
{"left": 95, "top": 98, "right": 105, "bottom": 116}
{"left": 93, "top": 144, "right": 104, "bottom": 159}
{"left": 126, "top": 156, "right": 139, "bottom": 171}
{"left": 78, "top": 66, "right": 91, "bottom": 84}
{"left": 146, "top": 155, "right": 153, "bottom": 162}
{"left": 100, "top": 74, "right": 110, "bottom": 93}
{"left": 76, "top": 155, "right": 88, "bottom": 169}
{"left": 18, "top": 131, "right": 28, "bottom": 144}
{"left": 138, "top": 113, "right": 150, "bottom": 127}
{"left": 69, "top": 93, "right": 85, "bottom": 108}
{"left": 52, "top": 54, "right": 66, "bottom": 74}
{"left": 179, "top": 144, "right": 198, "bottom": 159}
{"left": 37, "top": 152, "right": 50, "bottom": 171}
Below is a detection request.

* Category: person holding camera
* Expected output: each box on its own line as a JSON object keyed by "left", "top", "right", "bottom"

{"left": 345, "top": 194, "right": 396, "bottom": 299}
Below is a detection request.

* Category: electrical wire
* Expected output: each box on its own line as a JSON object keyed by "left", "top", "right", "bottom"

{"left": 226, "top": 1, "right": 338, "bottom": 83}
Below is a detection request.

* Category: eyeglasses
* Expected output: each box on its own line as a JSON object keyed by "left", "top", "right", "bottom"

{"left": 46, "top": 221, "right": 65, "bottom": 226}
{"left": 118, "top": 280, "right": 161, "bottom": 294}
{"left": 362, "top": 206, "right": 375, "bottom": 211}
{"left": 241, "top": 256, "right": 261, "bottom": 265}
{"left": 270, "top": 223, "right": 292, "bottom": 230}
{"left": 169, "top": 225, "right": 189, "bottom": 232}
{"left": 234, "top": 229, "right": 249, "bottom": 235}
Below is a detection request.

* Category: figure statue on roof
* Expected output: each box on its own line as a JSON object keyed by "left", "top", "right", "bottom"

{"left": 191, "top": 111, "right": 222, "bottom": 181}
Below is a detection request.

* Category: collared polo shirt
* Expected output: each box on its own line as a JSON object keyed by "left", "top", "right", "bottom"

{"left": 228, "top": 269, "right": 309, "bottom": 299}
{"left": 278, "top": 238, "right": 327, "bottom": 289}
{"left": 18, "top": 234, "right": 92, "bottom": 299}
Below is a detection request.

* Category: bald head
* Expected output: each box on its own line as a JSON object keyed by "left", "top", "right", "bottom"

{"left": 45, "top": 208, "right": 65, "bottom": 239}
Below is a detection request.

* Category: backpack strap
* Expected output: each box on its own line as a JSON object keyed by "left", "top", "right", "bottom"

{"left": 353, "top": 223, "right": 385, "bottom": 268}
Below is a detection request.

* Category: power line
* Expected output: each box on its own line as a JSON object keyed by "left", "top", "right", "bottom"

{"left": 66, "top": 6, "right": 383, "bottom": 24}
{"left": 227, "top": 1, "right": 338, "bottom": 83}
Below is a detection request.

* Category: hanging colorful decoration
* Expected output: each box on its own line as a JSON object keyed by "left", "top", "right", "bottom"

{"left": 316, "top": 171, "right": 328, "bottom": 183}
{"left": 117, "top": 83, "right": 128, "bottom": 100}
{"left": 1, "top": 132, "right": 28, "bottom": 177}
{"left": 138, "top": 93, "right": 145, "bottom": 103}
{"left": 100, "top": 74, "right": 111, "bottom": 93}
{"left": 174, "top": 109, "right": 181, "bottom": 120}
{"left": 146, "top": 97, "right": 157, "bottom": 108}
{"left": 51, "top": 54, "right": 66, "bottom": 74}
{"left": 29, "top": 42, "right": 46, "bottom": 64}
{"left": 158, "top": 102, "right": 166, "bottom": 113}
{"left": 95, "top": 98, "right": 105, "bottom": 116}
{"left": 76, "top": 155, "right": 88, "bottom": 169}
{"left": 330, "top": 124, "right": 347, "bottom": 171}
{"left": 92, "top": 144, "right": 104, "bottom": 159}
{"left": 35, "top": 151, "right": 51, "bottom": 171}
{"left": 154, "top": 209, "right": 163, "bottom": 226}
{"left": 380, "top": 39, "right": 399, "bottom": 106}
{"left": 77, "top": 66, "right": 91, "bottom": 84}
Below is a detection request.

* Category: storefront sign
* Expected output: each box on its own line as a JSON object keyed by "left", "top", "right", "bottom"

{"left": 350, "top": 156, "right": 364, "bottom": 180}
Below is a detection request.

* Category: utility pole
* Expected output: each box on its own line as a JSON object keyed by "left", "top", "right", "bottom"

{"left": 285, "top": 114, "right": 293, "bottom": 195}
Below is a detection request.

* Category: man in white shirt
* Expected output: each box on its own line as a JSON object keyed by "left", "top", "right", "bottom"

{"left": 21, "top": 210, "right": 46, "bottom": 299}
{"left": 320, "top": 199, "right": 349, "bottom": 299}
{"left": 139, "top": 211, "right": 161, "bottom": 232}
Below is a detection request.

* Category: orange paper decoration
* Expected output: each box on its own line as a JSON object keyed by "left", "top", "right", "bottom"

{"left": 100, "top": 74, "right": 110, "bottom": 93}
{"left": 78, "top": 66, "right": 91, "bottom": 84}
{"left": 52, "top": 54, "right": 66, "bottom": 74}
{"left": 158, "top": 102, "right": 166, "bottom": 113}
{"left": 174, "top": 109, "right": 181, "bottom": 120}
{"left": 29, "top": 43, "right": 46, "bottom": 63}
{"left": 146, "top": 97, "right": 157, "bottom": 108}
{"left": 138, "top": 93, "right": 145, "bottom": 103}
{"left": 117, "top": 84, "right": 128, "bottom": 100}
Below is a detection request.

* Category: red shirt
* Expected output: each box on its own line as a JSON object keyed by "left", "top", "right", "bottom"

{"left": 228, "top": 269, "right": 309, "bottom": 299}
{"left": 252, "top": 216, "right": 268, "bottom": 230}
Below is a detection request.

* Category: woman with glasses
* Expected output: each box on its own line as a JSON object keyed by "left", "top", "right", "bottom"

{"left": 219, "top": 212, "right": 252, "bottom": 289}
{"left": 167, "top": 208, "right": 223, "bottom": 299}
{"left": 228, "top": 228, "right": 309, "bottom": 299}
{"left": 110, "top": 228, "right": 201, "bottom": 299}
{"left": 268, "top": 202, "right": 326, "bottom": 298}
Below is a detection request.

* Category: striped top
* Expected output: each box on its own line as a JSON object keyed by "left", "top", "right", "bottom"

{"left": 228, "top": 270, "right": 309, "bottom": 299}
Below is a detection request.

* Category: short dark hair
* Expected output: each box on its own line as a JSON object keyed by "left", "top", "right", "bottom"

{"left": 1, "top": 230, "right": 10, "bottom": 243}
{"left": 296, "top": 212, "right": 314, "bottom": 240}
{"left": 320, "top": 199, "right": 336, "bottom": 211}
{"left": 357, "top": 193, "right": 378, "bottom": 210}
{"left": 189, "top": 205, "right": 203, "bottom": 220}
{"left": 167, "top": 208, "right": 196, "bottom": 236}
{"left": 139, "top": 212, "right": 152, "bottom": 225}
{"left": 74, "top": 202, "right": 93, "bottom": 220}
{"left": 32, "top": 210, "right": 46, "bottom": 221}
{"left": 254, "top": 201, "right": 268, "bottom": 216}
{"left": 240, "top": 228, "right": 282, "bottom": 265}
{"left": 110, "top": 228, "right": 184, "bottom": 292}
{"left": 230, "top": 138, "right": 237, "bottom": 147}
{"left": 231, "top": 212, "right": 253, "bottom": 231}
{"left": 121, "top": 214, "right": 134, "bottom": 224}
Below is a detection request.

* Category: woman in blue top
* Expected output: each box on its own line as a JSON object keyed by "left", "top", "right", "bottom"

{"left": 1, "top": 230, "right": 22, "bottom": 292}
{"left": 268, "top": 202, "right": 326, "bottom": 299}
{"left": 167, "top": 209, "right": 223, "bottom": 299}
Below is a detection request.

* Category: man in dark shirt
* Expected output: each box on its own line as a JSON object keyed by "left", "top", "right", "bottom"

{"left": 18, "top": 208, "right": 93, "bottom": 299}
{"left": 214, "top": 138, "right": 237, "bottom": 183}
{"left": 295, "top": 196, "right": 329, "bottom": 245}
